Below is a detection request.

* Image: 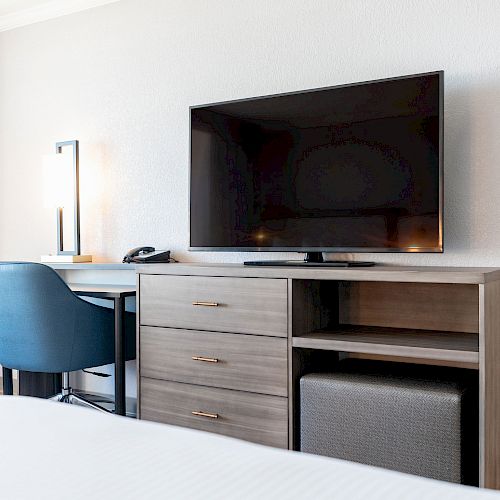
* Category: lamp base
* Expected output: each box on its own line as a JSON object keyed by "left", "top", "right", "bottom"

{"left": 41, "top": 254, "right": 93, "bottom": 263}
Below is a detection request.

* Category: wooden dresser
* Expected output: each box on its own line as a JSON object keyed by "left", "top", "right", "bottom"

{"left": 136, "top": 263, "right": 500, "bottom": 488}
{"left": 137, "top": 273, "right": 289, "bottom": 448}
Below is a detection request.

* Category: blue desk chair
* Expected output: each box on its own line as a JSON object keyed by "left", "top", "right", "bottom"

{"left": 0, "top": 262, "right": 135, "bottom": 411}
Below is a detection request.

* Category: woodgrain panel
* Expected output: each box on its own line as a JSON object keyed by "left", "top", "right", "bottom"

{"left": 291, "top": 280, "right": 336, "bottom": 336}
{"left": 140, "top": 378, "right": 288, "bottom": 448}
{"left": 287, "top": 280, "right": 339, "bottom": 450}
{"left": 140, "top": 326, "right": 287, "bottom": 396}
{"left": 479, "top": 280, "right": 500, "bottom": 488}
{"left": 344, "top": 352, "right": 479, "bottom": 370}
{"left": 293, "top": 327, "right": 479, "bottom": 364}
{"left": 136, "top": 274, "right": 142, "bottom": 418}
{"left": 140, "top": 275, "right": 287, "bottom": 337}
{"left": 137, "top": 263, "right": 500, "bottom": 284}
{"left": 288, "top": 279, "right": 297, "bottom": 451}
{"left": 339, "top": 281, "right": 479, "bottom": 333}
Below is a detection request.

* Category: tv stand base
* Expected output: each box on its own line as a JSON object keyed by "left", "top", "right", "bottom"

{"left": 245, "top": 251, "right": 374, "bottom": 267}
{"left": 244, "top": 261, "right": 375, "bottom": 267}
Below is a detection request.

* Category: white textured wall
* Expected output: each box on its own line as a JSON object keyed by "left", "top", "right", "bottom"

{"left": 1, "top": 0, "right": 500, "bottom": 266}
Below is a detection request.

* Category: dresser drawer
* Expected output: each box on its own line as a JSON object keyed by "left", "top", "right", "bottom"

{"left": 140, "top": 378, "right": 288, "bottom": 448}
{"left": 140, "top": 326, "right": 288, "bottom": 396}
{"left": 140, "top": 275, "right": 288, "bottom": 337}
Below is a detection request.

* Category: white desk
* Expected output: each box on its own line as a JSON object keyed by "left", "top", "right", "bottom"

{"left": 67, "top": 282, "right": 136, "bottom": 416}
{"left": 45, "top": 263, "right": 138, "bottom": 414}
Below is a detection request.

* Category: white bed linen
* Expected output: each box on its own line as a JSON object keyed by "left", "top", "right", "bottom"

{"left": 0, "top": 397, "right": 498, "bottom": 500}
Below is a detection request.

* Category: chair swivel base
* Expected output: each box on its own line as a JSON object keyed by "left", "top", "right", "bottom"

{"left": 50, "top": 392, "right": 111, "bottom": 413}
{"left": 49, "top": 372, "right": 111, "bottom": 414}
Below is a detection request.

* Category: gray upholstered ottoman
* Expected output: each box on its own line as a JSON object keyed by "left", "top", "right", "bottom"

{"left": 300, "top": 363, "right": 477, "bottom": 484}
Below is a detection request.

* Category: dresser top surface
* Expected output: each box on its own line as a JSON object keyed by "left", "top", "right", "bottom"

{"left": 136, "top": 263, "right": 500, "bottom": 284}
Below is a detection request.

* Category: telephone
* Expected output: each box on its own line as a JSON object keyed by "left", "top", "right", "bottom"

{"left": 122, "top": 246, "right": 171, "bottom": 264}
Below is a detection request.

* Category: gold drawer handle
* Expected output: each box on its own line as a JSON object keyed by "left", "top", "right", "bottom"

{"left": 192, "top": 410, "right": 219, "bottom": 419}
{"left": 192, "top": 356, "right": 219, "bottom": 363}
{"left": 192, "top": 301, "right": 219, "bottom": 307}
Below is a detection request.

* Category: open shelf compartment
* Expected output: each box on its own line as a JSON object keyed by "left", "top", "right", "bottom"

{"left": 290, "top": 279, "right": 480, "bottom": 368}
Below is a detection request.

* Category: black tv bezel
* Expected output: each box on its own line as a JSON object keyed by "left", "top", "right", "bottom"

{"left": 189, "top": 70, "right": 444, "bottom": 254}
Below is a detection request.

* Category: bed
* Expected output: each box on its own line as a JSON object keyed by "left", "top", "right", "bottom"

{"left": 1, "top": 397, "right": 498, "bottom": 500}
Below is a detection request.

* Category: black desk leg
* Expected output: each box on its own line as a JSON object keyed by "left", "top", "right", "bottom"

{"left": 114, "top": 297, "right": 126, "bottom": 416}
{"left": 2, "top": 367, "right": 13, "bottom": 395}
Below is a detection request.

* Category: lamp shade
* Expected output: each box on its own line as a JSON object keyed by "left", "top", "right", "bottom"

{"left": 42, "top": 151, "right": 74, "bottom": 209}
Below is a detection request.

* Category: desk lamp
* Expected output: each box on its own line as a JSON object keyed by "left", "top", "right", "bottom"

{"left": 41, "top": 140, "right": 92, "bottom": 263}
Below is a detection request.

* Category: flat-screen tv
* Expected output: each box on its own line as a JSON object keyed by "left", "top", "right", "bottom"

{"left": 190, "top": 71, "right": 443, "bottom": 257}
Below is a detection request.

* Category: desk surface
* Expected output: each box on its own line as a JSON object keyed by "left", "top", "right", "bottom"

{"left": 69, "top": 283, "right": 136, "bottom": 298}
{"left": 48, "top": 263, "right": 136, "bottom": 270}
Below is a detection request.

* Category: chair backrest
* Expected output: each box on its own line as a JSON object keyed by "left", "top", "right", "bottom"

{"left": 0, "top": 262, "right": 115, "bottom": 373}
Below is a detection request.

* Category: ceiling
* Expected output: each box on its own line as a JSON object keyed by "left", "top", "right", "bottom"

{"left": 0, "top": 0, "right": 58, "bottom": 16}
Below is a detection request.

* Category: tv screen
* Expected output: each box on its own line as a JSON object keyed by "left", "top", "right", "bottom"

{"left": 190, "top": 72, "right": 443, "bottom": 253}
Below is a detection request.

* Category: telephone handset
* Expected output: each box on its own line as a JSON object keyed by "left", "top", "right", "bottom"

{"left": 122, "top": 246, "right": 171, "bottom": 264}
